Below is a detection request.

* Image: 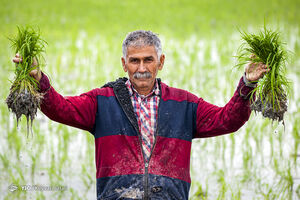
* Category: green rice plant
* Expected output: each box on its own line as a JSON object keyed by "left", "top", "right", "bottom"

{"left": 0, "top": 153, "right": 10, "bottom": 169}
{"left": 291, "top": 118, "right": 300, "bottom": 166}
{"left": 15, "top": 164, "right": 26, "bottom": 183}
{"left": 7, "top": 126, "right": 22, "bottom": 158}
{"left": 259, "top": 184, "right": 277, "bottom": 200}
{"left": 272, "top": 159, "right": 294, "bottom": 200}
{"left": 81, "top": 164, "right": 94, "bottom": 195}
{"left": 215, "top": 169, "right": 228, "bottom": 200}
{"left": 221, "top": 137, "right": 226, "bottom": 166}
{"left": 229, "top": 134, "right": 235, "bottom": 166}
{"left": 35, "top": 192, "right": 46, "bottom": 200}
{"left": 29, "top": 151, "right": 38, "bottom": 183}
{"left": 296, "top": 185, "right": 300, "bottom": 200}
{"left": 6, "top": 25, "right": 47, "bottom": 135}
{"left": 229, "top": 185, "right": 241, "bottom": 200}
{"left": 236, "top": 25, "right": 291, "bottom": 122}
{"left": 191, "top": 182, "right": 208, "bottom": 200}
{"left": 69, "top": 188, "right": 81, "bottom": 200}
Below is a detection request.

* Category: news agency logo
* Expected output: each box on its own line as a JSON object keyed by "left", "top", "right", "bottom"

{"left": 8, "top": 184, "right": 18, "bottom": 192}
{"left": 8, "top": 183, "right": 67, "bottom": 192}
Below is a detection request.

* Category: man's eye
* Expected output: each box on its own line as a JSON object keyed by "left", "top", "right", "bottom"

{"left": 145, "top": 58, "right": 153, "bottom": 62}
{"left": 130, "top": 59, "right": 139, "bottom": 63}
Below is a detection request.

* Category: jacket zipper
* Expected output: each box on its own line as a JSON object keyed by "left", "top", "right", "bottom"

{"left": 132, "top": 96, "right": 161, "bottom": 200}
{"left": 127, "top": 118, "right": 149, "bottom": 200}
{"left": 114, "top": 82, "right": 162, "bottom": 200}
{"left": 113, "top": 86, "right": 148, "bottom": 199}
{"left": 144, "top": 95, "right": 162, "bottom": 199}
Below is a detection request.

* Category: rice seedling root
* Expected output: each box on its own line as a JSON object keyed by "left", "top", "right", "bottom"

{"left": 251, "top": 95, "right": 287, "bottom": 122}
{"left": 6, "top": 87, "right": 44, "bottom": 128}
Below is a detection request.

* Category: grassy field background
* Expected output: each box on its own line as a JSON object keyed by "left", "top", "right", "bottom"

{"left": 0, "top": 0, "right": 299, "bottom": 199}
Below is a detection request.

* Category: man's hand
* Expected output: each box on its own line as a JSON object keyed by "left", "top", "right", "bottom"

{"left": 245, "top": 54, "right": 270, "bottom": 82}
{"left": 13, "top": 53, "right": 42, "bottom": 82}
{"left": 245, "top": 62, "right": 269, "bottom": 82}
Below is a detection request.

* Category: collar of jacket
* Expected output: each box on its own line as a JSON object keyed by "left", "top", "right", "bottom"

{"left": 101, "top": 77, "right": 162, "bottom": 134}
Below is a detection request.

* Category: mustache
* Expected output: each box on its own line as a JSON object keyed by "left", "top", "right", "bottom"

{"left": 133, "top": 72, "right": 152, "bottom": 79}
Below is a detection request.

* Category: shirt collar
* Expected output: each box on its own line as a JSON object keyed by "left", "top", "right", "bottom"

{"left": 126, "top": 79, "right": 160, "bottom": 97}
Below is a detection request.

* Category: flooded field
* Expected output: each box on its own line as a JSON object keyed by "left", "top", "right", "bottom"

{"left": 0, "top": 0, "right": 299, "bottom": 199}
{"left": 0, "top": 29, "right": 299, "bottom": 199}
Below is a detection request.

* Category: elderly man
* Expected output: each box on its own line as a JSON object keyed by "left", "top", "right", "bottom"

{"left": 13, "top": 30, "right": 268, "bottom": 200}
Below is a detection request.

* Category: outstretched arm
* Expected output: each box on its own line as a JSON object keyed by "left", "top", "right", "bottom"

{"left": 13, "top": 54, "right": 98, "bottom": 133}
{"left": 38, "top": 73, "right": 97, "bottom": 132}
{"left": 194, "top": 61, "right": 269, "bottom": 138}
{"left": 195, "top": 77, "right": 253, "bottom": 138}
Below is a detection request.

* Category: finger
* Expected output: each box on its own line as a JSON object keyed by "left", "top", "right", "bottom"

{"left": 248, "top": 62, "right": 255, "bottom": 67}
{"left": 13, "top": 57, "right": 22, "bottom": 63}
{"left": 260, "top": 69, "right": 270, "bottom": 77}
{"left": 257, "top": 63, "right": 267, "bottom": 70}
{"left": 32, "top": 57, "right": 38, "bottom": 66}
{"left": 258, "top": 66, "right": 269, "bottom": 76}
{"left": 246, "top": 62, "right": 256, "bottom": 74}
{"left": 257, "top": 63, "right": 264, "bottom": 70}
{"left": 15, "top": 53, "right": 20, "bottom": 58}
{"left": 251, "top": 62, "right": 259, "bottom": 69}
{"left": 29, "top": 69, "right": 38, "bottom": 75}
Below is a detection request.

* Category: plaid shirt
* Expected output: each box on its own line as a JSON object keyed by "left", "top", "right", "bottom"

{"left": 125, "top": 79, "right": 160, "bottom": 160}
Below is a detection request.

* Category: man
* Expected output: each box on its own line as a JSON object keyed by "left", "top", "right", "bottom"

{"left": 13, "top": 30, "right": 268, "bottom": 200}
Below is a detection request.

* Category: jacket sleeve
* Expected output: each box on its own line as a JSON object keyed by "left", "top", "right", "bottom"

{"left": 194, "top": 77, "right": 254, "bottom": 138}
{"left": 38, "top": 72, "right": 98, "bottom": 133}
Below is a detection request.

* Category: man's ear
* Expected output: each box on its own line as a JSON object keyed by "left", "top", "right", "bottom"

{"left": 158, "top": 54, "right": 165, "bottom": 71}
{"left": 121, "top": 57, "right": 127, "bottom": 72}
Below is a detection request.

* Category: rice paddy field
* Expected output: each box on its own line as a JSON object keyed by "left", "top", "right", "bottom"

{"left": 0, "top": 0, "right": 299, "bottom": 199}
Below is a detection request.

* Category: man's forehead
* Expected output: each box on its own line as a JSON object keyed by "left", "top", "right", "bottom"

{"left": 126, "top": 45, "right": 157, "bottom": 57}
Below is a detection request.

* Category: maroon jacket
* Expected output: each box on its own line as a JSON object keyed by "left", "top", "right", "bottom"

{"left": 38, "top": 73, "right": 254, "bottom": 200}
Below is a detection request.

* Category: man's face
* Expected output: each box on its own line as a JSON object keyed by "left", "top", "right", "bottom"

{"left": 122, "top": 45, "right": 165, "bottom": 94}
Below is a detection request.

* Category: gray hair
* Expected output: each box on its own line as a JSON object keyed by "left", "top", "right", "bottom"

{"left": 122, "top": 30, "right": 162, "bottom": 61}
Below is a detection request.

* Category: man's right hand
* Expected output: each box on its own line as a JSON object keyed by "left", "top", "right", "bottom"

{"left": 12, "top": 53, "right": 42, "bottom": 82}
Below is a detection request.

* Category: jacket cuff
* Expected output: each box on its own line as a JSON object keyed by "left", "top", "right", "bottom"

{"left": 38, "top": 72, "right": 51, "bottom": 93}
{"left": 243, "top": 73, "right": 257, "bottom": 88}
{"left": 238, "top": 76, "right": 255, "bottom": 100}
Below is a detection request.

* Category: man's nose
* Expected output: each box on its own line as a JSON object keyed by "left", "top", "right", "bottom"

{"left": 137, "top": 61, "right": 147, "bottom": 72}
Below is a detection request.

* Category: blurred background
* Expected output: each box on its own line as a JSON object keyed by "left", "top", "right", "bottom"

{"left": 0, "top": 0, "right": 299, "bottom": 199}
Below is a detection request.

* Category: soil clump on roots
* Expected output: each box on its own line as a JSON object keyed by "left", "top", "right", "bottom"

{"left": 250, "top": 95, "right": 287, "bottom": 122}
{"left": 6, "top": 87, "right": 44, "bottom": 134}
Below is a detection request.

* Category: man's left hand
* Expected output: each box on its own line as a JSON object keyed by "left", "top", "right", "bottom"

{"left": 245, "top": 61, "right": 270, "bottom": 82}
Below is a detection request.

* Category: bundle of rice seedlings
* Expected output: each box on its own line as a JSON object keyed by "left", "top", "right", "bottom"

{"left": 6, "top": 25, "right": 47, "bottom": 135}
{"left": 236, "top": 26, "right": 291, "bottom": 122}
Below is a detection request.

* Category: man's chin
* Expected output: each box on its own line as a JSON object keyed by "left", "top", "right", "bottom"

{"left": 133, "top": 78, "right": 153, "bottom": 88}
{"left": 136, "top": 78, "right": 150, "bottom": 82}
